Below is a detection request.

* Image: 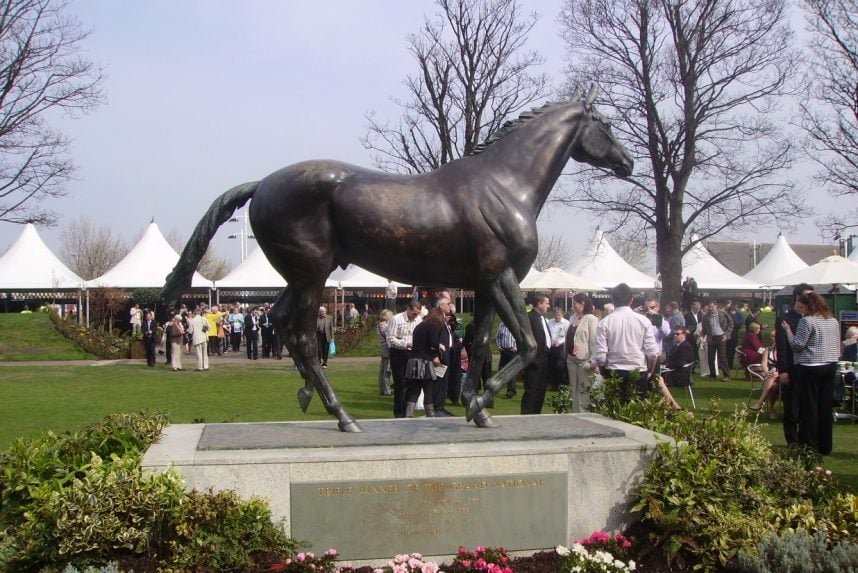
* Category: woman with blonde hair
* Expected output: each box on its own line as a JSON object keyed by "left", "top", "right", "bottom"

{"left": 566, "top": 292, "right": 599, "bottom": 412}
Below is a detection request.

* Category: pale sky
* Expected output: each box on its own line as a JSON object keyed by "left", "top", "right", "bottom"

{"left": 0, "top": 0, "right": 851, "bottom": 271}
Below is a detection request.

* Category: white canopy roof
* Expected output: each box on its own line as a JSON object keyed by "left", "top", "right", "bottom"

{"left": 683, "top": 235, "right": 761, "bottom": 289}
{"left": 0, "top": 223, "right": 83, "bottom": 290}
{"left": 743, "top": 233, "right": 808, "bottom": 284}
{"left": 567, "top": 229, "right": 656, "bottom": 290}
{"left": 768, "top": 255, "right": 858, "bottom": 287}
{"left": 87, "top": 222, "right": 210, "bottom": 289}
{"left": 216, "top": 247, "right": 287, "bottom": 288}
{"left": 330, "top": 265, "right": 406, "bottom": 288}
{"left": 520, "top": 266, "right": 604, "bottom": 291}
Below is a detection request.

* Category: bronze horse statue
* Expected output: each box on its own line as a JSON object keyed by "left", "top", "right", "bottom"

{"left": 162, "top": 88, "right": 633, "bottom": 432}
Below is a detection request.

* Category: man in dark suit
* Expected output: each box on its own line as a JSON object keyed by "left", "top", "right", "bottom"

{"left": 260, "top": 303, "right": 274, "bottom": 358}
{"left": 521, "top": 293, "right": 552, "bottom": 415}
{"left": 663, "top": 327, "right": 695, "bottom": 388}
{"left": 244, "top": 307, "right": 260, "bottom": 360}
{"left": 141, "top": 311, "right": 158, "bottom": 367}
{"left": 776, "top": 283, "right": 814, "bottom": 446}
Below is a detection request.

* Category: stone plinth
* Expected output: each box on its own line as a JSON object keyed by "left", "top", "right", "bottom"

{"left": 142, "top": 414, "right": 665, "bottom": 564}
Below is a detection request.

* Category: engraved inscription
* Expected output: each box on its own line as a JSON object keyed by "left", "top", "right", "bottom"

{"left": 291, "top": 473, "right": 567, "bottom": 561}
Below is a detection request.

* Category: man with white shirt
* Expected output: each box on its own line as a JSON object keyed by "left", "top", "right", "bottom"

{"left": 387, "top": 300, "right": 423, "bottom": 418}
{"left": 547, "top": 307, "right": 570, "bottom": 390}
{"left": 592, "top": 283, "right": 660, "bottom": 401}
{"left": 521, "top": 293, "right": 553, "bottom": 415}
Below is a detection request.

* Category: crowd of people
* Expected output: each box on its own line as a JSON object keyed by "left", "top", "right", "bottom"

{"left": 131, "top": 277, "right": 847, "bottom": 456}
{"left": 133, "top": 302, "right": 289, "bottom": 372}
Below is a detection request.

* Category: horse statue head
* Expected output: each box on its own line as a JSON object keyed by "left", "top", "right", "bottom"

{"left": 567, "top": 86, "right": 633, "bottom": 177}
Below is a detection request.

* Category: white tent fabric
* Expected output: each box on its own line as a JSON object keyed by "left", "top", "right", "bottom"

{"left": 768, "top": 255, "right": 858, "bottom": 287}
{"left": 743, "top": 233, "right": 808, "bottom": 285}
{"left": 567, "top": 229, "right": 656, "bottom": 290}
{"left": 87, "top": 222, "right": 210, "bottom": 288}
{"left": 0, "top": 223, "right": 83, "bottom": 289}
{"left": 683, "top": 235, "right": 761, "bottom": 289}
{"left": 519, "top": 266, "right": 542, "bottom": 286}
{"left": 848, "top": 248, "right": 858, "bottom": 263}
{"left": 520, "top": 266, "right": 604, "bottom": 291}
{"left": 216, "top": 247, "right": 287, "bottom": 288}
{"left": 330, "top": 265, "right": 406, "bottom": 288}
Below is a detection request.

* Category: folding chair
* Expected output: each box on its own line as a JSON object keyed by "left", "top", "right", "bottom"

{"left": 747, "top": 363, "right": 767, "bottom": 406}
{"left": 661, "top": 362, "right": 697, "bottom": 409}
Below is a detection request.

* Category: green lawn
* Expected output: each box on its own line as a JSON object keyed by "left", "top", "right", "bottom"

{"left": 0, "top": 313, "right": 96, "bottom": 361}
{"left": 1, "top": 310, "right": 857, "bottom": 494}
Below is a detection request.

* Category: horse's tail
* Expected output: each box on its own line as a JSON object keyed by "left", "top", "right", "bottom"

{"left": 161, "top": 181, "right": 260, "bottom": 304}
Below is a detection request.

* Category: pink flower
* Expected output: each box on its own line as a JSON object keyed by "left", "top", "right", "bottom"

{"left": 421, "top": 564, "right": 440, "bottom": 573}
{"left": 475, "top": 545, "right": 487, "bottom": 553}
{"left": 461, "top": 560, "right": 472, "bottom": 567}
{"left": 297, "top": 553, "right": 306, "bottom": 562}
{"left": 326, "top": 548, "right": 338, "bottom": 556}
{"left": 408, "top": 557, "right": 422, "bottom": 569}
{"left": 476, "top": 558, "right": 488, "bottom": 569}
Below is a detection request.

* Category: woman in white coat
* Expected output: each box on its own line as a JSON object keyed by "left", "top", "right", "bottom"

{"left": 565, "top": 293, "right": 600, "bottom": 412}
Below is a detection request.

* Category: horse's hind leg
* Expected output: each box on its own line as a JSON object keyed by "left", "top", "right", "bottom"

{"left": 273, "top": 282, "right": 362, "bottom": 433}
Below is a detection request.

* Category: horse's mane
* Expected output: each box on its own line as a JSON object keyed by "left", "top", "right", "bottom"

{"left": 469, "top": 100, "right": 570, "bottom": 156}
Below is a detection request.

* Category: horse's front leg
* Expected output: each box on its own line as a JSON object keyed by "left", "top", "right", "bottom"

{"left": 467, "top": 269, "right": 536, "bottom": 426}
{"left": 461, "top": 293, "right": 497, "bottom": 428}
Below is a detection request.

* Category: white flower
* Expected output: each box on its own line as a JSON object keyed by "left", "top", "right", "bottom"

{"left": 629, "top": 560, "right": 637, "bottom": 571}
{"left": 556, "top": 544, "right": 571, "bottom": 556}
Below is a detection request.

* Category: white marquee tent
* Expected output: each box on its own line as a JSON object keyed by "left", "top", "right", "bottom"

{"left": 768, "top": 255, "right": 858, "bottom": 287}
{"left": 568, "top": 229, "right": 656, "bottom": 290}
{"left": 86, "top": 222, "right": 210, "bottom": 289}
{"left": 329, "top": 265, "right": 406, "bottom": 289}
{"left": 215, "top": 247, "right": 287, "bottom": 289}
{"left": 520, "top": 266, "right": 604, "bottom": 291}
{"left": 743, "top": 233, "right": 808, "bottom": 285}
{"left": 683, "top": 235, "right": 761, "bottom": 290}
{"left": 0, "top": 223, "right": 83, "bottom": 290}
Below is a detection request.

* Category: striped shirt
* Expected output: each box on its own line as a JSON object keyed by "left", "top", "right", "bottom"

{"left": 386, "top": 311, "right": 422, "bottom": 351}
{"left": 496, "top": 322, "right": 517, "bottom": 351}
{"left": 790, "top": 315, "right": 840, "bottom": 365}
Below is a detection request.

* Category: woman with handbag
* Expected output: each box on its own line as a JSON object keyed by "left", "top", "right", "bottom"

{"left": 404, "top": 307, "right": 447, "bottom": 418}
{"left": 566, "top": 293, "right": 599, "bottom": 412}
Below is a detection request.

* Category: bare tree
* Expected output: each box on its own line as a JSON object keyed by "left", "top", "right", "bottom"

{"left": 59, "top": 216, "right": 127, "bottom": 280}
{"left": 0, "top": 0, "right": 104, "bottom": 226}
{"left": 801, "top": 1, "right": 857, "bottom": 199}
{"left": 554, "top": 0, "right": 804, "bottom": 304}
{"left": 533, "top": 234, "right": 572, "bottom": 270}
{"left": 362, "top": 0, "right": 552, "bottom": 173}
{"left": 164, "top": 228, "right": 231, "bottom": 281}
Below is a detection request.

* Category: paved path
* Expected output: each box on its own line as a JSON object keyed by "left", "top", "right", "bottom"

{"left": 0, "top": 354, "right": 380, "bottom": 367}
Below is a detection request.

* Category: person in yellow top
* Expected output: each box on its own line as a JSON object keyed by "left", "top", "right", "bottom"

{"left": 205, "top": 305, "right": 228, "bottom": 356}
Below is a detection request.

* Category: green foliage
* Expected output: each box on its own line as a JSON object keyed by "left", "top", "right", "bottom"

{"left": 549, "top": 384, "right": 573, "bottom": 414}
{"left": 737, "top": 529, "right": 858, "bottom": 573}
{"left": 168, "top": 489, "right": 297, "bottom": 572}
{"left": 6, "top": 454, "right": 184, "bottom": 570}
{"left": 49, "top": 311, "right": 132, "bottom": 359}
{"left": 591, "top": 384, "right": 852, "bottom": 571}
{"left": 129, "top": 289, "right": 160, "bottom": 312}
{"left": 0, "top": 411, "right": 298, "bottom": 572}
{"left": 0, "top": 411, "right": 169, "bottom": 523}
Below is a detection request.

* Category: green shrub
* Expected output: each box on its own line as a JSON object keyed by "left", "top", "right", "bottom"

{"left": 0, "top": 411, "right": 298, "bottom": 572}
{"left": 168, "top": 489, "right": 298, "bottom": 572}
{"left": 4, "top": 454, "right": 185, "bottom": 570}
{"left": 737, "top": 528, "right": 858, "bottom": 572}
{"left": 592, "top": 393, "right": 814, "bottom": 570}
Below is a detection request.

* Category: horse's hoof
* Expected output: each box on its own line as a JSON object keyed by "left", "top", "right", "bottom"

{"left": 472, "top": 409, "right": 496, "bottom": 428}
{"left": 297, "top": 387, "right": 313, "bottom": 412}
{"left": 466, "top": 395, "right": 483, "bottom": 422}
{"left": 339, "top": 419, "right": 363, "bottom": 433}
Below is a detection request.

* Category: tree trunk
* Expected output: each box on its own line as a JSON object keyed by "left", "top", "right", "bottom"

{"left": 658, "top": 231, "right": 684, "bottom": 307}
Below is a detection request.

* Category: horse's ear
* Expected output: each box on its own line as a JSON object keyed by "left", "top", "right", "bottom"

{"left": 585, "top": 85, "right": 599, "bottom": 108}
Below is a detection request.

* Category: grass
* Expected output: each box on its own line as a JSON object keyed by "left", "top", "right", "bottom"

{"left": 1, "top": 310, "right": 856, "bottom": 493}
{"left": 0, "top": 313, "right": 97, "bottom": 361}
